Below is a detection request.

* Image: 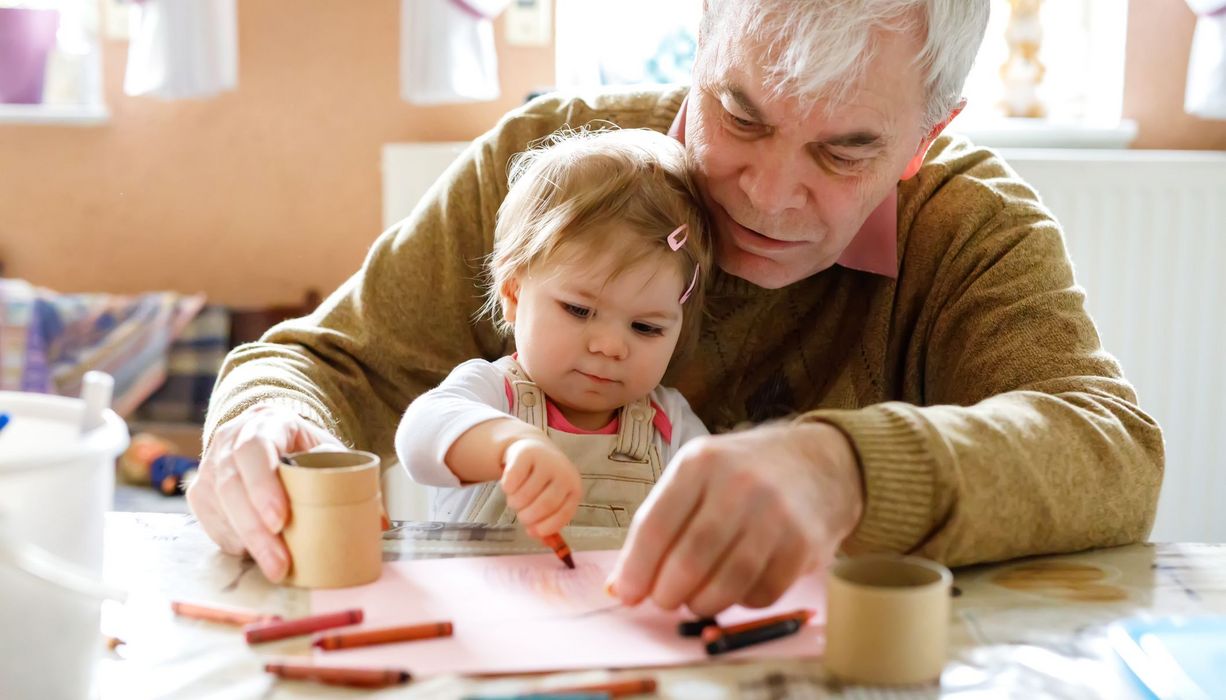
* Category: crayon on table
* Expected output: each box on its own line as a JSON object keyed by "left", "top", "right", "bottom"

{"left": 462, "top": 695, "right": 610, "bottom": 700}
{"left": 264, "top": 662, "right": 411, "bottom": 689}
{"left": 705, "top": 617, "right": 805, "bottom": 655}
{"left": 171, "top": 600, "right": 282, "bottom": 627}
{"left": 314, "top": 620, "right": 453, "bottom": 650}
{"left": 541, "top": 532, "right": 575, "bottom": 569}
{"left": 700, "top": 608, "right": 815, "bottom": 644}
{"left": 0, "top": 412, "right": 9, "bottom": 433}
{"left": 245, "top": 608, "right": 363, "bottom": 644}
{"left": 549, "top": 677, "right": 657, "bottom": 697}
{"left": 677, "top": 616, "right": 719, "bottom": 637}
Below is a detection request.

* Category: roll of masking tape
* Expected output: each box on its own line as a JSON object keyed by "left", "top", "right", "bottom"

{"left": 825, "top": 554, "right": 953, "bottom": 686}
{"left": 279, "top": 450, "right": 383, "bottom": 589}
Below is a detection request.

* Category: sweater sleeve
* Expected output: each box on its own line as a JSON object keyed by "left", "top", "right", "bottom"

{"left": 805, "top": 162, "right": 1164, "bottom": 567}
{"left": 394, "top": 359, "right": 512, "bottom": 487}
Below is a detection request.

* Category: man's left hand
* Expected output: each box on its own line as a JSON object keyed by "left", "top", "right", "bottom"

{"left": 606, "top": 422, "right": 863, "bottom": 616}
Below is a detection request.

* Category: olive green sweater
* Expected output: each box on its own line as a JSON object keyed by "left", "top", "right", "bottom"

{"left": 205, "top": 87, "right": 1163, "bottom": 567}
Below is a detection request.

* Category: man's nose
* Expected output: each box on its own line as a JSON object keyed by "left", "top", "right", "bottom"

{"left": 739, "top": 153, "right": 807, "bottom": 216}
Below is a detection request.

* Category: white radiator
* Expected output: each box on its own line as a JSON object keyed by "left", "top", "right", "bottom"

{"left": 1002, "top": 149, "right": 1226, "bottom": 544}
{"left": 383, "top": 143, "right": 1226, "bottom": 542}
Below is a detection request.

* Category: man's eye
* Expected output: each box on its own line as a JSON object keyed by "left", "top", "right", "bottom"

{"left": 726, "top": 112, "right": 758, "bottom": 131}
{"left": 826, "top": 151, "right": 866, "bottom": 170}
{"left": 632, "top": 322, "right": 664, "bottom": 336}
{"left": 561, "top": 303, "right": 591, "bottom": 319}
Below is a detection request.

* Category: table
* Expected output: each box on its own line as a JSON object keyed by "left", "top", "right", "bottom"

{"left": 97, "top": 513, "right": 1226, "bottom": 698}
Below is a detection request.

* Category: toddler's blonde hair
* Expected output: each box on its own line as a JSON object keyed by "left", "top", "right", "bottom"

{"left": 482, "top": 127, "right": 712, "bottom": 355}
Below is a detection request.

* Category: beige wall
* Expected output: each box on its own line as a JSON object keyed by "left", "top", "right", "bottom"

{"left": 0, "top": 0, "right": 554, "bottom": 307}
{"left": 1, "top": 1, "right": 1223, "bottom": 306}
{"left": 1125, "top": 0, "right": 1226, "bottom": 149}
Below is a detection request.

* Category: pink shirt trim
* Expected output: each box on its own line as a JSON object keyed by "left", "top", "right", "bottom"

{"left": 668, "top": 95, "right": 899, "bottom": 279}
{"left": 503, "top": 377, "right": 674, "bottom": 441}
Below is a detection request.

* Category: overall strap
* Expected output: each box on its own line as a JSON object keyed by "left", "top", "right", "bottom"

{"left": 610, "top": 396, "right": 655, "bottom": 462}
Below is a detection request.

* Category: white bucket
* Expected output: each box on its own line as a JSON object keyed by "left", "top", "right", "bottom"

{"left": 0, "top": 373, "right": 129, "bottom": 700}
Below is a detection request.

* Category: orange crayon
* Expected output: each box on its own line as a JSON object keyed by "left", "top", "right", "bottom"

{"left": 700, "top": 608, "right": 816, "bottom": 644}
{"left": 171, "top": 600, "right": 282, "bottom": 627}
{"left": 264, "top": 662, "right": 412, "bottom": 689}
{"left": 314, "top": 620, "right": 453, "bottom": 650}
{"left": 245, "top": 608, "right": 363, "bottom": 644}
{"left": 550, "top": 677, "right": 657, "bottom": 697}
{"left": 541, "top": 532, "right": 575, "bottom": 569}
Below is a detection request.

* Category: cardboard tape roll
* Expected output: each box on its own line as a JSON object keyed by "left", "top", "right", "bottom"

{"left": 280, "top": 450, "right": 383, "bottom": 589}
{"left": 824, "top": 555, "right": 952, "bottom": 686}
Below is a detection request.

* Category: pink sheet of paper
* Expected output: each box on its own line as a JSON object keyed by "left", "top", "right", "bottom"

{"left": 309, "top": 549, "right": 826, "bottom": 677}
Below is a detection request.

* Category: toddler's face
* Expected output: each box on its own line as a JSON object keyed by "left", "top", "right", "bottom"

{"left": 503, "top": 235, "right": 686, "bottom": 430}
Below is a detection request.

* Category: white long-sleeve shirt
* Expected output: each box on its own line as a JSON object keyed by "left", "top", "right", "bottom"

{"left": 395, "top": 357, "right": 709, "bottom": 521}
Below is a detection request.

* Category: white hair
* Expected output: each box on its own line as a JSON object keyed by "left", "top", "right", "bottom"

{"left": 700, "top": 0, "right": 990, "bottom": 131}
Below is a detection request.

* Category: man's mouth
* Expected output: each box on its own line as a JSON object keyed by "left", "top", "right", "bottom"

{"left": 719, "top": 206, "right": 806, "bottom": 252}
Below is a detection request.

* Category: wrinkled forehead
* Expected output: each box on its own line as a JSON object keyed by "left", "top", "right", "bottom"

{"left": 697, "top": 1, "right": 925, "bottom": 112}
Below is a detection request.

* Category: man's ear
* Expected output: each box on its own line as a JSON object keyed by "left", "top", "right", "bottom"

{"left": 500, "top": 277, "right": 521, "bottom": 325}
{"left": 902, "top": 99, "right": 967, "bottom": 180}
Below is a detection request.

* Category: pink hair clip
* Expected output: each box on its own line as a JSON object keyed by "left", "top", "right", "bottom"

{"left": 668, "top": 224, "right": 699, "bottom": 304}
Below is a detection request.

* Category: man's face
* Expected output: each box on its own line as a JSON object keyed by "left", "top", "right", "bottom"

{"left": 687, "top": 17, "right": 931, "bottom": 288}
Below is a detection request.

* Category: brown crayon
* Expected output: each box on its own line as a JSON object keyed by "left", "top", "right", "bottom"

{"left": 314, "top": 620, "right": 453, "bottom": 650}
{"left": 245, "top": 608, "right": 363, "bottom": 644}
{"left": 171, "top": 600, "right": 282, "bottom": 627}
{"left": 264, "top": 662, "right": 411, "bottom": 689}
{"left": 549, "top": 677, "right": 657, "bottom": 697}
{"left": 700, "top": 608, "right": 815, "bottom": 644}
{"left": 541, "top": 532, "right": 575, "bottom": 569}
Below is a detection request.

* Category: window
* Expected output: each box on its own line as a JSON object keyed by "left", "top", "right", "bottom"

{"left": 0, "top": 0, "right": 108, "bottom": 124}
{"left": 955, "top": 0, "right": 1131, "bottom": 145}
{"left": 555, "top": 0, "right": 701, "bottom": 89}
{"left": 554, "top": 0, "right": 1131, "bottom": 147}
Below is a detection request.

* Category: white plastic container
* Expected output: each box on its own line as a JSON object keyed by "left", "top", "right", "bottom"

{"left": 0, "top": 373, "right": 128, "bottom": 700}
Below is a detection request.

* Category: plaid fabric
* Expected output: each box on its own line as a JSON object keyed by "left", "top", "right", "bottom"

{"left": 133, "top": 305, "right": 231, "bottom": 424}
{"left": 0, "top": 278, "right": 205, "bottom": 416}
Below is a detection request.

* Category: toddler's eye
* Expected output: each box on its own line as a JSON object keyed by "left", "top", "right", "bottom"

{"left": 561, "top": 302, "right": 591, "bottom": 319}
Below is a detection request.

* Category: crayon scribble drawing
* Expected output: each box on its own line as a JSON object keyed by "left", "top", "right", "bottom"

{"left": 482, "top": 560, "right": 610, "bottom": 610}
{"left": 310, "top": 549, "right": 827, "bottom": 677}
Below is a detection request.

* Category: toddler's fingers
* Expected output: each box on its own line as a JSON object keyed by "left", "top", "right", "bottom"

{"left": 504, "top": 464, "right": 552, "bottom": 512}
{"left": 499, "top": 456, "right": 534, "bottom": 496}
{"left": 527, "top": 488, "right": 580, "bottom": 537}
{"left": 516, "top": 481, "right": 570, "bottom": 527}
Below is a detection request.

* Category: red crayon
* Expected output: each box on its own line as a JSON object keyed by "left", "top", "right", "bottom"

{"left": 701, "top": 608, "right": 815, "bottom": 644}
{"left": 171, "top": 600, "right": 282, "bottom": 627}
{"left": 264, "top": 662, "right": 411, "bottom": 689}
{"left": 314, "top": 621, "right": 453, "bottom": 650}
{"left": 245, "top": 608, "right": 364, "bottom": 644}
{"left": 541, "top": 532, "right": 576, "bottom": 569}
{"left": 550, "top": 677, "right": 658, "bottom": 697}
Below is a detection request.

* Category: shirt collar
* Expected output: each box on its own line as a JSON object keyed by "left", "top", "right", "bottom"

{"left": 668, "top": 94, "right": 898, "bottom": 279}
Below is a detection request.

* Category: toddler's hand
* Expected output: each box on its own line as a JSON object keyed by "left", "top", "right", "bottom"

{"left": 500, "top": 437, "right": 582, "bottom": 537}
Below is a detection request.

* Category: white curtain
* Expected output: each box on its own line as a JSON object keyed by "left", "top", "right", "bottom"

{"left": 124, "top": 0, "right": 237, "bottom": 100}
{"left": 1185, "top": 0, "right": 1226, "bottom": 119}
{"left": 401, "top": 0, "right": 510, "bottom": 105}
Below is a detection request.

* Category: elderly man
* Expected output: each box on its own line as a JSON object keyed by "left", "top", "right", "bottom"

{"left": 189, "top": 0, "right": 1162, "bottom": 616}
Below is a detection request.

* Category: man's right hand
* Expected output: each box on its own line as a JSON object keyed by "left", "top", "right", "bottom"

{"left": 187, "top": 404, "right": 343, "bottom": 582}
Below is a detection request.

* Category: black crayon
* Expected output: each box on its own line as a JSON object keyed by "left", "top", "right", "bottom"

{"left": 704, "top": 618, "right": 803, "bottom": 655}
{"left": 677, "top": 616, "right": 719, "bottom": 637}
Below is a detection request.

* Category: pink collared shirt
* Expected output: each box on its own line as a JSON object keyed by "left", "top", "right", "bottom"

{"left": 668, "top": 95, "right": 899, "bottom": 279}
